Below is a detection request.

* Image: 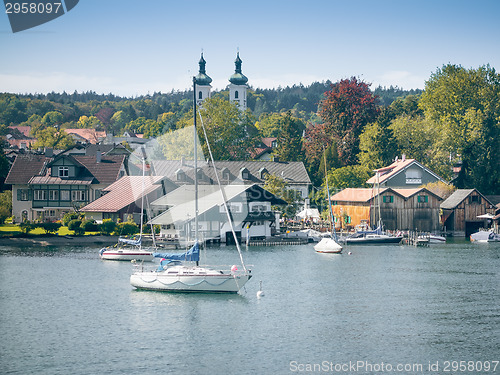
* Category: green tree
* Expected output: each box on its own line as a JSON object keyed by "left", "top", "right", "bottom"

{"left": 327, "top": 165, "right": 371, "bottom": 191}
{"left": 41, "top": 111, "right": 63, "bottom": 127}
{"left": 263, "top": 173, "right": 300, "bottom": 217}
{"left": 419, "top": 64, "right": 500, "bottom": 193}
{"left": 0, "top": 190, "right": 12, "bottom": 223}
{"left": 177, "top": 97, "right": 258, "bottom": 161}
{"left": 76, "top": 115, "right": 102, "bottom": 129}
{"left": 275, "top": 111, "right": 305, "bottom": 162}
{"left": 32, "top": 127, "right": 75, "bottom": 149}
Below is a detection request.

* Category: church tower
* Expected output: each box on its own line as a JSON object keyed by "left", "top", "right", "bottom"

{"left": 228, "top": 52, "right": 248, "bottom": 110}
{"left": 194, "top": 53, "right": 212, "bottom": 106}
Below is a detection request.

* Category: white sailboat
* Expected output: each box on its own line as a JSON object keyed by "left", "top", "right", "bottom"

{"left": 99, "top": 157, "right": 155, "bottom": 262}
{"left": 314, "top": 150, "right": 342, "bottom": 253}
{"left": 130, "top": 77, "right": 252, "bottom": 293}
{"left": 345, "top": 171, "right": 402, "bottom": 245}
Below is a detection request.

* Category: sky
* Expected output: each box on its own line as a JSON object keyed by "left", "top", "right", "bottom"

{"left": 1, "top": 0, "right": 499, "bottom": 97}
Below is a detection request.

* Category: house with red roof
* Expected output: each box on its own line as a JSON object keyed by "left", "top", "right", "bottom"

{"left": 80, "top": 175, "right": 176, "bottom": 223}
{"left": 63, "top": 128, "right": 107, "bottom": 144}
{"left": 367, "top": 156, "right": 446, "bottom": 188}
{"left": 5, "top": 152, "right": 126, "bottom": 222}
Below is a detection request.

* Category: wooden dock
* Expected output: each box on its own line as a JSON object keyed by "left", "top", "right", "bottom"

{"left": 247, "top": 238, "right": 309, "bottom": 246}
{"left": 402, "top": 232, "right": 430, "bottom": 247}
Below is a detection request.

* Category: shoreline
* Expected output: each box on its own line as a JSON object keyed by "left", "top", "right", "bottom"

{"left": 0, "top": 235, "right": 120, "bottom": 247}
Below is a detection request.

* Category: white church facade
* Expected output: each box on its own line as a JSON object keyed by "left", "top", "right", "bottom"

{"left": 194, "top": 52, "right": 248, "bottom": 111}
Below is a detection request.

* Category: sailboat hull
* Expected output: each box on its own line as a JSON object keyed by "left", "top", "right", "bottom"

{"left": 130, "top": 267, "right": 252, "bottom": 293}
{"left": 100, "top": 248, "right": 154, "bottom": 262}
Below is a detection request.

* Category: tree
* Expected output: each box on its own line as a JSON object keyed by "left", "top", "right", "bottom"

{"left": 0, "top": 190, "right": 12, "bottom": 223}
{"left": 326, "top": 165, "right": 371, "bottom": 191}
{"left": 359, "top": 95, "right": 422, "bottom": 169}
{"left": 303, "top": 122, "right": 335, "bottom": 185}
{"left": 263, "top": 173, "right": 300, "bottom": 218}
{"left": 41, "top": 111, "right": 63, "bottom": 127}
{"left": 318, "top": 77, "right": 379, "bottom": 166}
{"left": 419, "top": 64, "right": 500, "bottom": 193}
{"left": 176, "top": 97, "right": 259, "bottom": 161}
{"left": 275, "top": 111, "right": 305, "bottom": 162}
{"left": 32, "top": 127, "right": 75, "bottom": 150}
{"left": 76, "top": 115, "right": 102, "bottom": 129}
{"left": 422, "top": 181, "right": 456, "bottom": 200}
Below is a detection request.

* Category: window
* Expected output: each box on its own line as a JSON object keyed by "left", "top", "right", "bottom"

{"left": 235, "top": 90, "right": 239, "bottom": 99}
{"left": 418, "top": 195, "right": 428, "bottom": 203}
{"left": 176, "top": 169, "right": 185, "bottom": 182}
{"left": 383, "top": 195, "right": 394, "bottom": 203}
{"left": 469, "top": 195, "right": 480, "bottom": 204}
{"left": 48, "top": 190, "right": 59, "bottom": 201}
{"left": 198, "top": 91, "right": 202, "bottom": 100}
{"left": 58, "top": 166, "right": 69, "bottom": 178}
{"left": 46, "top": 210, "right": 56, "bottom": 217}
{"left": 34, "top": 190, "right": 47, "bottom": 200}
{"left": 17, "top": 189, "right": 31, "bottom": 201}
{"left": 60, "top": 190, "right": 70, "bottom": 201}
{"left": 71, "top": 190, "right": 86, "bottom": 201}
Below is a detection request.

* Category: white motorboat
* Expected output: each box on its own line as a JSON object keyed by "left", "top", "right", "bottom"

{"left": 470, "top": 230, "right": 500, "bottom": 243}
{"left": 99, "top": 237, "right": 154, "bottom": 262}
{"left": 428, "top": 234, "right": 446, "bottom": 243}
{"left": 100, "top": 158, "right": 155, "bottom": 262}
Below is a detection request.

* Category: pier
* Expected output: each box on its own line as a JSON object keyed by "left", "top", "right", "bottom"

{"left": 402, "top": 232, "right": 430, "bottom": 247}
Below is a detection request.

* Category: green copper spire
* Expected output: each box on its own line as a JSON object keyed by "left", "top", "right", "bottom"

{"left": 195, "top": 53, "right": 212, "bottom": 86}
{"left": 229, "top": 52, "right": 248, "bottom": 85}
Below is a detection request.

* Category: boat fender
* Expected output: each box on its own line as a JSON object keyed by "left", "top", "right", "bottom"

{"left": 257, "top": 281, "right": 264, "bottom": 298}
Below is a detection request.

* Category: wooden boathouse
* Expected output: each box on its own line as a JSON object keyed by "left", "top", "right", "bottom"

{"left": 441, "top": 189, "right": 497, "bottom": 237}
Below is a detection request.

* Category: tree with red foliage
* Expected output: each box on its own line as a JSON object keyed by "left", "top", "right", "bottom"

{"left": 318, "top": 77, "right": 379, "bottom": 166}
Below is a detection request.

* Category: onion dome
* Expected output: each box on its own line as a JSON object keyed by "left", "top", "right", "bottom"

{"left": 195, "top": 53, "right": 212, "bottom": 86}
{"left": 228, "top": 52, "right": 248, "bottom": 85}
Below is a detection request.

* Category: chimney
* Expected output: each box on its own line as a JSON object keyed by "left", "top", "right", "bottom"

{"left": 96, "top": 152, "right": 102, "bottom": 163}
{"left": 44, "top": 147, "right": 53, "bottom": 157}
{"left": 180, "top": 156, "right": 185, "bottom": 166}
{"left": 273, "top": 155, "right": 280, "bottom": 162}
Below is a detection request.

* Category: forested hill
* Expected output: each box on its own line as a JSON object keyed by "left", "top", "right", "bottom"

{"left": 0, "top": 83, "right": 421, "bottom": 127}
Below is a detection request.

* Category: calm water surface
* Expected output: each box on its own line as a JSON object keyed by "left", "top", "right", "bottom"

{"left": 0, "top": 241, "right": 499, "bottom": 374}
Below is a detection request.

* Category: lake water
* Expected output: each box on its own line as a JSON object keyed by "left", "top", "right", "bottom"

{"left": 0, "top": 240, "right": 499, "bottom": 375}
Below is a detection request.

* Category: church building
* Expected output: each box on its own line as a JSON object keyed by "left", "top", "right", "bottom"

{"left": 194, "top": 52, "right": 248, "bottom": 111}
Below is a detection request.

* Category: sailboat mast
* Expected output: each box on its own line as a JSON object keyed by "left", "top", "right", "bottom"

{"left": 323, "top": 149, "right": 337, "bottom": 241}
{"left": 137, "top": 153, "right": 145, "bottom": 250}
{"left": 193, "top": 77, "right": 199, "bottom": 245}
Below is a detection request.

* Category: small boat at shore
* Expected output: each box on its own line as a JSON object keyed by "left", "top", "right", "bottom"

{"left": 346, "top": 226, "right": 403, "bottom": 245}
{"left": 99, "top": 157, "right": 155, "bottom": 262}
{"left": 470, "top": 230, "right": 500, "bottom": 243}
{"left": 99, "top": 236, "right": 154, "bottom": 261}
{"left": 313, "top": 148, "right": 342, "bottom": 254}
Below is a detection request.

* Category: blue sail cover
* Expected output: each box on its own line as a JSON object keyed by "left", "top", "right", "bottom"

{"left": 153, "top": 242, "right": 200, "bottom": 262}
{"left": 118, "top": 236, "right": 142, "bottom": 246}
